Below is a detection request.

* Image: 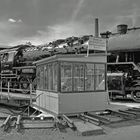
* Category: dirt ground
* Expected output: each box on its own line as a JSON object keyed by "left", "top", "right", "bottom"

{"left": 1, "top": 104, "right": 140, "bottom": 140}
{"left": 0, "top": 119, "right": 140, "bottom": 140}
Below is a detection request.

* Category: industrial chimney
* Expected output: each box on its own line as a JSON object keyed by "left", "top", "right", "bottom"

{"left": 95, "top": 18, "right": 99, "bottom": 37}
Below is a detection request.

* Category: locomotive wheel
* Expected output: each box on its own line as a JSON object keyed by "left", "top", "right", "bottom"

{"left": 20, "top": 77, "right": 30, "bottom": 94}
{"left": 131, "top": 91, "right": 140, "bottom": 102}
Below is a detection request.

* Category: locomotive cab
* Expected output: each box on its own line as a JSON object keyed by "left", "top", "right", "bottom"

{"left": 1, "top": 51, "right": 16, "bottom": 75}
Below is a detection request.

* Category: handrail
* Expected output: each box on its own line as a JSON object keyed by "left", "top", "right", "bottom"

{"left": 108, "top": 61, "right": 140, "bottom": 73}
{"left": 0, "top": 87, "right": 36, "bottom": 93}
{"left": 0, "top": 80, "right": 36, "bottom": 94}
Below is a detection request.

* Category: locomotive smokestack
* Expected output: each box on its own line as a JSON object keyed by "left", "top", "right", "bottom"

{"left": 95, "top": 18, "right": 99, "bottom": 37}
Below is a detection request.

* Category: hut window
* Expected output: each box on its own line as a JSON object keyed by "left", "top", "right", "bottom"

{"left": 52, "top": 62, "right": 58, "bottom": 91}
{"left": 36, "top": 67, "right": 41, "bottom": 89}
{"left": 85, "top": 64, "right": 95, "bottom": 91}
{"left": 44, "top": 65, "right": 48, "bottom": 90}
{"left": 61, "top": 62, "right": 72, "bottom": 92}
{"left": 37, "top": 66, "right": 44, "bottom": 90}
{"left": 40, "top": 66, "right": 44, "bottom": 90}
{"left": 73, "top": 63, "right": 84, "bottom": 91}
{"left": 48, "top": 64, "right": 53, "bottom": 90}
{"left": 95, "top": 64, "right": 105, "bottom": 91}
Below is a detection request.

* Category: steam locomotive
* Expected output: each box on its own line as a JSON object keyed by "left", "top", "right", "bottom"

{"left": 0, "top": 44, "right": 37, "bottom": 94}
{"left": 106, "top": 29, "right": 140, "bottom": 102}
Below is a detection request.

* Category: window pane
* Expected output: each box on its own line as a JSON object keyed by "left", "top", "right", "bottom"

{"left": 61, "top": 62, "right": 72, "bottom": 92}
{"left": 37, "top": 66, "right": 44, "bottom": 90}
{"left": 85, "top": 64, "right": 95, "bottom": 91}
{"left": 108, "top": 74, "right": 122, "bottom": 90}
{"left": 36, "top": 67, "right": 41, "bottom": 89}
{"left": 8, "top": 52, "right": 15, "bottom": 62}
{"left": 95, "top": 64, "right": 105, "bottom": 90}
{"left": 40, "top": 66, "right": 44, "bottom": 89}
{"left": 44, "top": 65, "right": 48, "bottom": 90}
{"left": 73, "top": 64, "right": 84, "bottom": 91}
{"left": 52, "top": 62, "right": 58, "bottom": 91}
{"left": 48, "top": 64, "right": 53, "bottom": 90}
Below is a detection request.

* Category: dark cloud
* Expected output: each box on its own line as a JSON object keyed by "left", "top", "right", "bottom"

{"left": 0, "top": 0, "right": 140, "bottom": 46}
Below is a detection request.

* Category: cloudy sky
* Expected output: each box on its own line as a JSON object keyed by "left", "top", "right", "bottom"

{"left": 0, "top": 0, "right": 140, "bottom": 47}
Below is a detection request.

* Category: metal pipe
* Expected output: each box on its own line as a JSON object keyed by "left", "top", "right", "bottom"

{"left": 16, "top": 115, "right": 21, "bottom": 131}
{"left": 62, "top": 114, "right": 75, "bottom": 128}
{"left": 128, "top": 27, "right": 140, "bottom": 31}
{"left": 1, "top": 115, "right": 11, "bottom": 128}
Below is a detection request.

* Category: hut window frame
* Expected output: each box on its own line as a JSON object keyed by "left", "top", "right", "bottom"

{"left": 60, "top": 61, "right": 106, "bottom": 93}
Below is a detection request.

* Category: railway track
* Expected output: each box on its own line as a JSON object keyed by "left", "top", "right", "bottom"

{"left": 1, "top": 102, "right": 140, "bottom": 136}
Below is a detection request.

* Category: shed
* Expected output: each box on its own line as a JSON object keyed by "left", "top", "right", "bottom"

{"left": 33, "top": 53, "right": 108, "bottom": 115}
